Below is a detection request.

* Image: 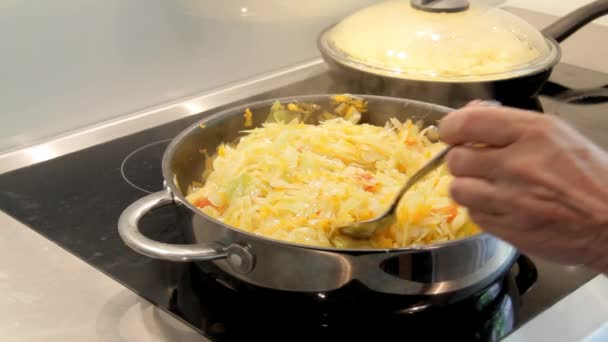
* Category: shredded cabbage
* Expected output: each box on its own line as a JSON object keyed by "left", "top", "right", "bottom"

{"left": 186, "top": 96, "right": 480, "bottom": 248}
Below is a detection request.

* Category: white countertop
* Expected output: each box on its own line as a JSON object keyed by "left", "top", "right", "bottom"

{"left": 506, "top": 276, "right": 608, "bottom": 342}
{"left": 1, "top": 2, "right": 608, "bottom": 342}
{"left": 0, "top": 210, "right": 207, "bottom": 342}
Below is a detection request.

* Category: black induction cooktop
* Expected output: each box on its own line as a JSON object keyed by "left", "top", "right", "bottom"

{"left": 0, "top": 63, "right": 605, "bottom": 341}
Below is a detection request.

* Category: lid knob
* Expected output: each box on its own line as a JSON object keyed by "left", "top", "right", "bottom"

{"left": 411, "top": 0, "right": 470, "bottom": 13}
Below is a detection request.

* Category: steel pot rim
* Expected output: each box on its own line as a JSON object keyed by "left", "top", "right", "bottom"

{"left": 161, "top": 93, "right": 508, "bottom": 254}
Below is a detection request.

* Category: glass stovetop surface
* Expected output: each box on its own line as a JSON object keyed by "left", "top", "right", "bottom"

{"left": 1, "top": 63, "right": 605, "bottom": 341}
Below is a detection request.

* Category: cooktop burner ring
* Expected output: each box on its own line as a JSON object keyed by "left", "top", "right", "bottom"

{"left": 120, "top": 138, "right": 172, "bottom": 193}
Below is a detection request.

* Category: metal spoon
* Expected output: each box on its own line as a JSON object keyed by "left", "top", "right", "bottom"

{"left": 337, "top": 99, "right": 503, "bottom": 239}
{"left": 338, "top": 144, "right": 452, "bottom": 239}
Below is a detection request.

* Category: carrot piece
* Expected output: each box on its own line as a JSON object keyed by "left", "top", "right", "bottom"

{"left": 364, "top": 184, "right": 379, "bottom": 192}
{"left": 194, "top": 197, "right": 213, "bottom": 208}
{"left": 446, "top": 205, "right": 459, "bottom": 223}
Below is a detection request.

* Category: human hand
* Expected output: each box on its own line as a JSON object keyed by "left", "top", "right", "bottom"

{"left": 439, "top": 102, "right": 608, "bottom": 274}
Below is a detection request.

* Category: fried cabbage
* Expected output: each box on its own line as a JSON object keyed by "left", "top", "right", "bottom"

{"left": 186, "top": 96, "right": 480, "bottom": 248}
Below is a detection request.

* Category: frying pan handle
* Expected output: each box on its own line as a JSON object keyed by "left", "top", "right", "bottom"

{"left": 542, "top": 0, "right": 608, "bottom": 42}
{"left": 118, "top": 189, "right": 229, "bottom": 262}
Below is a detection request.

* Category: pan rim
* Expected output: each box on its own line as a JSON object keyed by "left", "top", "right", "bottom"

{"left": 161, "top": 94, "right": 511, "bottom": 254}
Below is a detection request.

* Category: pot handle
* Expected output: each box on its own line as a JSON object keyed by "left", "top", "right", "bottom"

{"left": 514, "top": 255, "right": 538, "bottom": 296}
{"left": 542, "top": 0, "right": 608, "bottom": 42}
{"left": 118, "top": 189, "right": 228, "bottom": 262}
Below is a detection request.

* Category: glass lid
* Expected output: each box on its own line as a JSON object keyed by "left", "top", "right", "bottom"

{"left": 321, "top": 0, "right": 556, "bottom": 81}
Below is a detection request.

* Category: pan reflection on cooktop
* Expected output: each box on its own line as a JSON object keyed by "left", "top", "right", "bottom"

{"left": 165, "top": 260, "right": 531, "bottom": 341}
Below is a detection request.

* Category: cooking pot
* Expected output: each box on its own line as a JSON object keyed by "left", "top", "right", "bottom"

{"left": 318, "top": 0, "right": 608, "bottom": 107}
{"left": 118, "top": 94, "right": 517, "bottom": 301}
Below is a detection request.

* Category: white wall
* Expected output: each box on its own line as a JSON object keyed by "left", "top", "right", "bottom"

{"left": 0, "top": 0, "right": 605, "bottom": 154}
{"left": 505, "top": 0, "right": 608, "bottom": 25}
{"left": 0, "top": 0, "right": 377, "bottom": 153}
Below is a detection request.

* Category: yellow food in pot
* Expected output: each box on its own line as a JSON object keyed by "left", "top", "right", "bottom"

{"left": 186, "top": 96, "right": 480, "bottom": 248}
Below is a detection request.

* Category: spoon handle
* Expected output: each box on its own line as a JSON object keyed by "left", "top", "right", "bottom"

{"left": 389, "top": 145, "right": 453, "bottom": 211}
